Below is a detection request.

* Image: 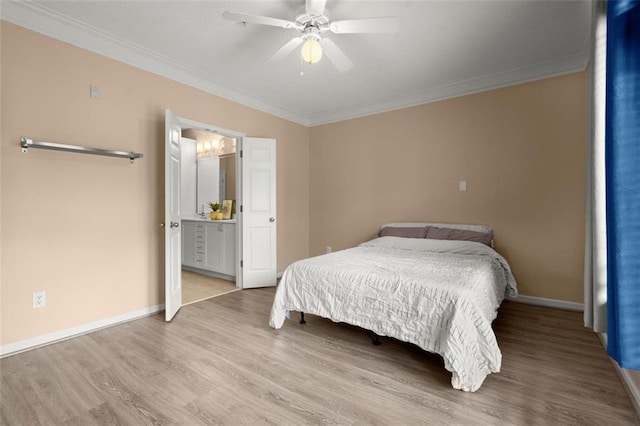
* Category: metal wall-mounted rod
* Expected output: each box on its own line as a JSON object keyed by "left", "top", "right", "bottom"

{"left": 20, "top": 137, "right": 143, "bottom": 163}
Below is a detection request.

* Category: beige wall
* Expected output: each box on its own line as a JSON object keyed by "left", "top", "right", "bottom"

{"left": 0, "top": 22, "right": 310, "bottom": 345}
{"left": 309, "top": 72, "right": 587, "bottom": 303}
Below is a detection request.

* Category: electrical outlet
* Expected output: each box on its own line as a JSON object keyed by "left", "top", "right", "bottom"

{"left": 33, "top": 291, "right": 46, "bottom": 309}
{"left": 326, "top": 246, "right": 332, "bottom": 253}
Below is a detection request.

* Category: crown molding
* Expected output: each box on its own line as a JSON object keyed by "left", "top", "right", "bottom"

{"left": 307, "top": 52, "right": 589, "bottom": 126}
{"left": 1, "top": 1, "right": 589, "bottom": 129}
{"left": 0, "top": 1, "right": 312, "bottom": 126}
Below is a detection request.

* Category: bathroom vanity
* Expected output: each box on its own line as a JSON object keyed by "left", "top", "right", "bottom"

{"left": 182, "top": 218, "right": 236, "bottom": 280}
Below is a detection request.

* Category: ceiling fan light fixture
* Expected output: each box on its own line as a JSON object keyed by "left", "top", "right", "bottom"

{"left": 301, "top": 38, "right": 323, "bottom": 64}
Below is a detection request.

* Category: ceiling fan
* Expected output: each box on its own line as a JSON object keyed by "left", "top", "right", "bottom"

{"left": 223, "top": 0, "right": 398, "bottom": 72}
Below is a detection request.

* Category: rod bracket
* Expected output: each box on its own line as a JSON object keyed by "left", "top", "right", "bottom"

{"left": 20, "top": 137, "right": 32, "bottom": 153}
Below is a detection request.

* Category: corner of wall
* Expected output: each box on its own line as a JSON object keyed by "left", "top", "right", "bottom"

{"left": 307, "top": 124, "right": 313, "bottom": 258}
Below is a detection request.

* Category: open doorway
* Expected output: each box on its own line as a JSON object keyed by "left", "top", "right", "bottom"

{"left": 180, "top": 128, "right": 239, "bottom": 305}
{"left": 164, "top": 109, "right": 278, "bottom": 321}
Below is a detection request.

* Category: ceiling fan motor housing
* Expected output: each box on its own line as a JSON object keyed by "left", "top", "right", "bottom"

{"left": 302, "top": 26, "right": 321, "bottom": 42}
{"left": 296, "top": 12, "right": 329, "bottom": 29}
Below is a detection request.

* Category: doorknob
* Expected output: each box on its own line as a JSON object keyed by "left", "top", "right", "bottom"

{"left": 170, "top": 221, "right": 180, "bottom": 228}
{"left": 269, "top": 217, "right": 275, "bottom": 222}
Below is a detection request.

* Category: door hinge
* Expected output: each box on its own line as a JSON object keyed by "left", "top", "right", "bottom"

{"left": 240, "top": 150, "right": 243, "bottom": 158}
{"left": 240, "top": 260, "right": 243, "bottom": 268}
{"left": 240, "top": 205, "right": 243, "bottom": 213}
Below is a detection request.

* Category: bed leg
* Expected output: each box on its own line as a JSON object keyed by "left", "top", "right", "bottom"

{"left": 299, "top": 312, "right": 306, "bottom": 324}
{"left": 369, "top": 332, "right": 381, "bottom": 346}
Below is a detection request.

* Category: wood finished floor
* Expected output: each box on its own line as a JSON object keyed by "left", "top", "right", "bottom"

{"left": 1, "top": 288, "right": 638, "bottom": 425}
{"left": 182, "top": 270, "right": 238, "bottom": 306}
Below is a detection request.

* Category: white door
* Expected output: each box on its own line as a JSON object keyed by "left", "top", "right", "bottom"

{"left": 165, "top": 109, "right": 182, "bottom": 321}
{"left": 241, "top": 138, "right": 277, "bottom": 288}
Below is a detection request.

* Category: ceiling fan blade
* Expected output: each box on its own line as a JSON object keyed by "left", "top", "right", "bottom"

{"left": 306, "top": 0, "right": 327, "bottom": 16}
{"left": 266, "top": 37, "right": 303, "bottom": 63}
{"left": 329, "top": 17, "right": 399, "bottom": 34}
{"left": 321, "top": 39, "right": 353, "bottom": 72}
{"left": 222, "top": 11, "right": 299, "bottom": 29}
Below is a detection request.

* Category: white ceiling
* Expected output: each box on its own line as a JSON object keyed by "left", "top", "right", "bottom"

{"left": 1, "top": 1, "right": 591, "bottom": 126}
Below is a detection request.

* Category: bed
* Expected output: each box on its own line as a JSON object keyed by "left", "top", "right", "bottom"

{"left": 269, "top": 222, "right": 518, "bottom": 392}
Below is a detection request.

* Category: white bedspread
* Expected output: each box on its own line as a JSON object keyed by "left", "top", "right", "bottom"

{"left": 269, "top": 237, "right": 518, "bottom": 391}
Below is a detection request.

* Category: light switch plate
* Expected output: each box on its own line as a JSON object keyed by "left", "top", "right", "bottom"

{"left": 459, "top": 180, "right": 467, "bottom": 192}
{"left": 90, "top": 84, "right": 101, "bottom": 100}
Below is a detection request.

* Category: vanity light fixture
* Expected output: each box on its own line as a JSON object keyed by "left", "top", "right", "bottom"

{"left": 197, "top": 136, "right": 231, "bottom": 158}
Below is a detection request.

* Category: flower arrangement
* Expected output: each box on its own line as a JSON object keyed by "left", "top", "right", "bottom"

{"left": 207, "top": 202, "right": 223, "bottom": 220}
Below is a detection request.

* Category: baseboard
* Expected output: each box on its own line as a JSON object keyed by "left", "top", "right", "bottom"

{"left": 598, "top": 333, "right": 640, "bottom": 419}
{"left": 0, "top": 304, "right": 164, "bottom": 358}
{"left": 277, "top": 271, "right": 283, "bottom": 279}
{"left": 508, "top": 294, "right": 584, "bottom": 311}
{"left": 618, "top": 367, "right": 640, "bottom": 419}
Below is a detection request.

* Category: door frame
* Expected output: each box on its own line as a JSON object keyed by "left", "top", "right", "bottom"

{"left": 168, "top": 114, "right": 247, "bottom": 290}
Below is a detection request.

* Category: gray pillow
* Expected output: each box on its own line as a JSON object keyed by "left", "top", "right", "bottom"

{"left": 425, "top": 226, "right": 493, "bottom": 246}
{"left": 379, "top": 226, "right": 428, "bottom": 238}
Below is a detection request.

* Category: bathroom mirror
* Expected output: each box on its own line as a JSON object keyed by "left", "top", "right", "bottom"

{"left": 180, "top": 129, "right": 236, "bottom": 217}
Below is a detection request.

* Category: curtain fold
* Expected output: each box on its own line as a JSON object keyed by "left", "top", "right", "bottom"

{"left": 605, "top": 0, "right": 640, "bottom": 369}
{"left": 584, "top": 0, "right": 608, "bottom": 333}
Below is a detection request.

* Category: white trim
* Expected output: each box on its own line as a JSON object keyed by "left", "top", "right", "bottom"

{"left": 598, "top": 333, "right": 640, "bottom": 417}
{"left": 599, "top": 331, "right": 608, "bottom": 347}
{"left": 0, "top": 2, "right": 588, "bottom": 128}
{"left": 307, "top": 54, "right": 587, "bottom": 126}
{"left": 178, "top": 117, "right": 246, "bottom": 139}
{"left": 618, "top": 367, "right": 640, "bottom": 417}
{"left": 0, "top": 304, "right": 164, "bottom": 358}
{"left": 509, "top": 295, "right": 584, "bottom": 311}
